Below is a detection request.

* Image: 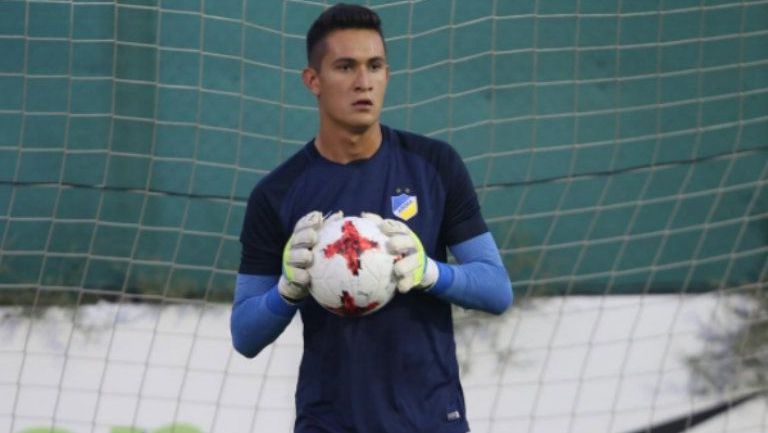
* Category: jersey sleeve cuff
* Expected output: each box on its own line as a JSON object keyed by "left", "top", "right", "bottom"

{"left": 265, "top": 285, "right": 300, "bottom": 317}
{"left": 428, "top": 261, "right": 454, "bottom": 295}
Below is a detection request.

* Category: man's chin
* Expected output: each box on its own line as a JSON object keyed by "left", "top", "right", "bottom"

{"left": 323, "top": 110, "right": 381, "bottom": 134}
{"left": 341, "top": 116, "right": 379, "bottom": 133}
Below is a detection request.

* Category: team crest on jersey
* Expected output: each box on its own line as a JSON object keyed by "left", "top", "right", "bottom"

{"left": 391, "top": 193, "right": 418, "bottom": 221}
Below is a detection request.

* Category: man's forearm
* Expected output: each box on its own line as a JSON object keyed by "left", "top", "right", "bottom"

{"left": 428, "top": 232, "right": 514, "bottom": 315}
{"left": 230, "top": 274, "right": 298, "bottom": 358}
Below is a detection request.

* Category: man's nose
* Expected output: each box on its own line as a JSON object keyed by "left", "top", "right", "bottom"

{"left": 354, "top": 67, "right": 372, "bottom": 91}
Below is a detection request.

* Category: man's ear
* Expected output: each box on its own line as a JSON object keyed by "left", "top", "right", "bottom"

{"left": 302, "top": 67, "right": 320, "bottom": 97}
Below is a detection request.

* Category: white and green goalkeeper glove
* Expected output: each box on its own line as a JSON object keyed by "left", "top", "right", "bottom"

{"left": 278, "top": 210, "right": 342, "bottom": 303}
{"left": 362, "top": 213, "right": 438, "bottom": 293}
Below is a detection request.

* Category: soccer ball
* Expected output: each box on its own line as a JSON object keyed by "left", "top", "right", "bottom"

{"left": 309, "top": 216, "right": 397, "bottom": 317}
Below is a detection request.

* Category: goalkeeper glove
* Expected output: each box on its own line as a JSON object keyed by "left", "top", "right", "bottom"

{"left": 278, "top": 210, "right": 342, "bottom": 303}
{"left": 362, "top": 213, "right": 438, "bottom": 293}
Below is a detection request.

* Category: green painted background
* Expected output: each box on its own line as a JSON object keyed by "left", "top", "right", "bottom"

{"left": 0, "top": 0, "right": 766, "bottom": 302}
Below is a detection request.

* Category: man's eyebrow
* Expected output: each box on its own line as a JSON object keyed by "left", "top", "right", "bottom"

{"left": 331, "top": 56, "right": 387, "bottom": 64}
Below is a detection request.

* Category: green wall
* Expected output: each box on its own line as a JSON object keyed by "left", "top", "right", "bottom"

{"left": 0, "top": 0, "right": 766, "bottom": 300}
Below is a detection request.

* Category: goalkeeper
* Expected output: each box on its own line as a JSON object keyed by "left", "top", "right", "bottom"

{"left": 231, "top": 4, "right": 513, "bottom": 433}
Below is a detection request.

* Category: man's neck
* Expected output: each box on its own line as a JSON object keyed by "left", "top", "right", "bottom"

{"left": 314, "top": 123, "right": 382, "bottom": 164}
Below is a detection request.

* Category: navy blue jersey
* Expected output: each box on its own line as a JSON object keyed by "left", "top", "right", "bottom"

{"left": 239, "top": 125, "right": 487, "bottom": 433}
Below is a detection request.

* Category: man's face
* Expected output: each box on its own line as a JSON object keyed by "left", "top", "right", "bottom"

{"left": 304, "top": 28, "right": 389, "bottom": 133}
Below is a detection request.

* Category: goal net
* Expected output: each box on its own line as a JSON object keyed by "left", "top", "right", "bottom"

{"left": 1, "top": 0, "right": 767, "bottom": 432}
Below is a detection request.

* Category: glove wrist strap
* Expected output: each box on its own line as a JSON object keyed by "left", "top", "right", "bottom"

{"left": 419, "top": 258, "right": 439, "bottom": 289}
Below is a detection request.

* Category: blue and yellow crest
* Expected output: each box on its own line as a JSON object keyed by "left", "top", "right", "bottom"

{"left": 391, "top": 193, "right": 418, "bottom": 221}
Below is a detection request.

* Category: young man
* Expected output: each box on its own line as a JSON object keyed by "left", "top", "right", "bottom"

{"left": 231, "top": 4, "right": 513, "bottom": 433}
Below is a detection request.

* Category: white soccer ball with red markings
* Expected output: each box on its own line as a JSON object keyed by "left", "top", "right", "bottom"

{"left": 309, "top": 216, "right": 397, "bottom": 316}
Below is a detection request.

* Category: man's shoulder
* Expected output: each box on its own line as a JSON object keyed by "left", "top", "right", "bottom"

{"left": 387, "top": 126, "right": 460, "bottom": 164}
{"left": 253, "top": 143, "right": 313, "bottom": 194}
{"left": 389, "top": 126, "right": 448, "bottom": 150}
{"left": 243, "top": 144, "right": 315, "bottom": 216}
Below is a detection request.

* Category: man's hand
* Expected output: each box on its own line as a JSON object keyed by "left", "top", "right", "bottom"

{"left": 363, "top": 213, "right": 438, "bottom": 293}
{"left": 278, "top": 210, "right": 342, "bottom": 303}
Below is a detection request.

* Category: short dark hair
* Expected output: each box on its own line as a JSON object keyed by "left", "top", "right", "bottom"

{"left": 306, "top": 3, "right": 386, "bottom": 69}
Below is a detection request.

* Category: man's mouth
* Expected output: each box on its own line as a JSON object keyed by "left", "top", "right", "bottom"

{"left": 353, "top": 99, "right": 373, "bottom": 107}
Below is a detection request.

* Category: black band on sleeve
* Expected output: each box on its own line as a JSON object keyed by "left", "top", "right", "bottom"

{"left": 440, "top": 145, "right": 488, "bottom": 246}
{"left": 239, "top": 185, "right": 286, "bottom": 275}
